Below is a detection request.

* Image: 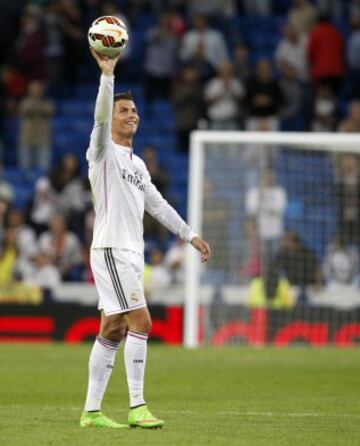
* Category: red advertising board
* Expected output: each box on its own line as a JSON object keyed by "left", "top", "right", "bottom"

{"left": 0, "top": 304, "right": 359, "bottom": 346}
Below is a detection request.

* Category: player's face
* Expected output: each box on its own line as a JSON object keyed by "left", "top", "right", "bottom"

{"left": 113, "top": 99, "right": 140, "bottom": 136}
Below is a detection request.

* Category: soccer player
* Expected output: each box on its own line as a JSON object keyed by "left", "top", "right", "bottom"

{"left": 80, "top": 50, "right": 211, "bottom": 429}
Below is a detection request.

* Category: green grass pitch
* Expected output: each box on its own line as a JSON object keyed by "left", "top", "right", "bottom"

{"left": 0, "top": 344, "right": 359, "bottom": 446}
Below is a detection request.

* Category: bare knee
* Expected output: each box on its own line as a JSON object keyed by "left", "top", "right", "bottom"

{"left": 100, "top": 312, "right": 127, "bottom": 342}
{"left": 125, "top": 308, "right": 152, "bottom": 334}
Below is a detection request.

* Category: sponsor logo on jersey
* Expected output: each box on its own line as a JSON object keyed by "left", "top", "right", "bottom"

{"left": 121, "top": 168, "right": 145, "bottom": 191}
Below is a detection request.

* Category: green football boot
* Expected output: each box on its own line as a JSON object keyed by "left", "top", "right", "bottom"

{"left": 80, "top": 411, "right": 129, "bottom": 429}
{"left": 128, "top": 405, "right": 164, "bottom": 429}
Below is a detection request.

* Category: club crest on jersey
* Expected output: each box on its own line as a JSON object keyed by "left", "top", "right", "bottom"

{"left": 121, "top": 168, "right": 145, "bottom": 191}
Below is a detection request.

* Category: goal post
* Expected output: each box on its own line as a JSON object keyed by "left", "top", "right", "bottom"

{"left": 185, "top": 131, "right": 360, "bottom": 348}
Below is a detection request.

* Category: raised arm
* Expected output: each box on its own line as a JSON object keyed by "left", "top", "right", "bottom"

{"left": 144, "top": 178, "right": 211, "bottom": 262}
{"left": 88, "top": 49, "right": 121, "bottom": 161}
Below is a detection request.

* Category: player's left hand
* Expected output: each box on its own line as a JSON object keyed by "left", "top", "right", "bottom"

{"left": 191, "top": 236, "right": 211, "bottom": 262}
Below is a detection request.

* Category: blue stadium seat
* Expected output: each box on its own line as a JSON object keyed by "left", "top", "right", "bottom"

{"left": 58, "top": 100, "right": 93, "bottom": 117}
{"left": 14, "top": 185, "right": 33, "bottom": 210}
{"left": 74, "top": 83, "right": 98, "bottom": 99}
{"left": 3, "top": 168, "right": 24, "bottom": 185}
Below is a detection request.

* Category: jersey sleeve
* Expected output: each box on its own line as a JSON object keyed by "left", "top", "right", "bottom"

{"left": 144, "top": 167, "right": 197, "bottom": 243}
{"left": 87, "top": 74, "right": 114, "bottom": 162}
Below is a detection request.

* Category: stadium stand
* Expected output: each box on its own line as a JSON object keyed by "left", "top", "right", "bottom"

{"left": 0, "top": 0, "right": 358, "bottom": 283}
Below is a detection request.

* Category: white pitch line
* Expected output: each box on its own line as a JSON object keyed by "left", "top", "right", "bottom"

{"left": 217, "top": 411, "right": 360, "bottom": 418}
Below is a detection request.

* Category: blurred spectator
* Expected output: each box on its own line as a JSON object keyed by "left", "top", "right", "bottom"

{"left": 38, "top": 213, "right": 83, "bottom": 280}
{"left": 248, "top": 271, "right": 294, "bottom": 309}
{"left": 0, "top": 200, "right": 10, "bottom": 243}
{"left": 288, "top": 0, "right": 318, "bottom": 35}
{"left": 144, "top": 248, "right": 172, "bottom": 298}
{"left": 21, "top": 251, "right": 61, "bottom": 291}
{"left": 43, "top": 1, "right": 64, "bottom": 84}
{"left": 245, "top": 169, "right": 287, "bottom": 272}
{"left": 58, "top": 0, "right": 86, "bottom": 84}
{"left": 347, "top": 19, "right": 360, "bottom": 99}
{"left": 316, "top": 0, "right": 344, "bottom": 19}
{"left": 182, "top": 42, "right": 216, "bottom": 85}
{"left": 180, "top": 15, "right": 229, "bottom": 70}
{"left": 322, "top": 234, "right": 359, "bottom": 289}
{"left": 351, "top": 0, "right": 360, "bottom": 21}
{"left": 232, "top": 43, "right": 250, "bottom": 84}
{"left": 339, "top": 119, "right": 358, "bottom": 133}
{"left": 172, "top": 65, "right": 205, "bottom": 152}
{"left": 242, "top": 0, "right": 272, "bottom": 16}
{"left": 338, "top": 100, "right": 360, "bottom": 132}
{"left": 187, "top": 0, "right": 236, "bottom": 21}
{"left": 18, "top": 80, "right": 55, "bottom": 170}
{"left": 148, "top": 5, "right": 186, "bottom": 37}
{"left": 279, "top": 63, "right": 303, "bottom": 129}
{"left": 202, "top": 178, "right": 230, "bottom": 275}
{"left": 307, "top": 16, "right": 345, "bottom": 93}
{"left": 0, "top": 228, "right": 18, "bottom": 286}
{"left": 6, "top": 208, "right": 37, "bottom": 261}
{"left": 245, "top": 58, "right": 283, "bottom": 131}
{"left": 142, "top": 146, "right": 169, "bottom": 242}
{"left": 239, "top": 217, "right": 261, "bottom": 281}
{"left": 311, "top": 83, "right": 339, "bottom": 131}
{"left": 275, "top": 23, "right": 309, "bottom": 82}
{"left": 164, "top": 237, "right": 186, "bottom": 284}
{"left": 0, "top": 164, "right": 15, "bottom": 204}
{"left": 276, "top": 231, "right": 321, "bottom": 293}
{"left": 335, "top": 153, "right": 360, "bottom": 245}
{"left": 29, "top": 176, "right": 58, "bottom": 235}
{"left": 142, "top": 146, "right": 169, "bottom": 197}
{"left": 14, "top": 4, "right": 47, "bottom": 82}
{"left": 204, "top": 61, "right": 244, "bottom": 129}
{"left": 49, "top": 153, "right": 87, "bottom": 234}
{"left": 2, "top": 64, "right": 27, "bottom": 103}
{"left": 144, "top": 11, "right": 178, "bottom": 105}
{"left": 238, "top": 122, "right": 271, "bottom": 190}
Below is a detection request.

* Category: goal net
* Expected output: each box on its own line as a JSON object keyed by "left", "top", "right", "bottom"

{"left": 184, "top": 131, "right": 360, "bottom": 348}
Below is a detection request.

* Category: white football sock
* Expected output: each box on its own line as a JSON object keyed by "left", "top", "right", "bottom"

{"left": 124, "top": 330, "right": 148, "bottom": 408}
{"left": 84, "top": 335, "right": 119, "bottom": 412}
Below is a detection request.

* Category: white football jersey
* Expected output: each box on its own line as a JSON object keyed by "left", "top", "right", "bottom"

{"left": 86, "top": 75, "right": 197, "bottom": 254}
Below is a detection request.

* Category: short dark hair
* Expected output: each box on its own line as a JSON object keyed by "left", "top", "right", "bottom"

{"left": 114, "top": 91, "right": 134, "bottom": 104}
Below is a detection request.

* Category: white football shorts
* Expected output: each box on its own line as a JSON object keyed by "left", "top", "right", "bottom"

{"left": 90, "top": 248, "right": 147, "bottom": 315}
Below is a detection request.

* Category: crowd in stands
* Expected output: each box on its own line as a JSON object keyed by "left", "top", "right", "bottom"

{"left": 1, "top": 0, "right": 360, "bottom": 304}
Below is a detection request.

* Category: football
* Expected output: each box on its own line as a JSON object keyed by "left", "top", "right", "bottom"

{"left": 88, "top": 16, "right": 128, "bottom": 58}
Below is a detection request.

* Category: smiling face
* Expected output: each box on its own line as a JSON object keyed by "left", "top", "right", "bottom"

{"left": 112, "top": 99, "right": 140, "bottom": 139}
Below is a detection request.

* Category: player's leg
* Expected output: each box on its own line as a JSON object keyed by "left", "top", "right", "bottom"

{"left": 81, "top": 311, "right": 129, "bottom": 428}
{"left": 123, "top": 307, "right": 151, "bottom": 409}
{"left": 98, "top": 247, "right": 164, "bottom": 428}
{"left": 84, "top": 312, "right": 126, "bottom": 411}
{"left": 81, "top": 248, "right": 130, "bottom": 428}
{"left": 124, "top": 307, "right": 164, "bottom": 428}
